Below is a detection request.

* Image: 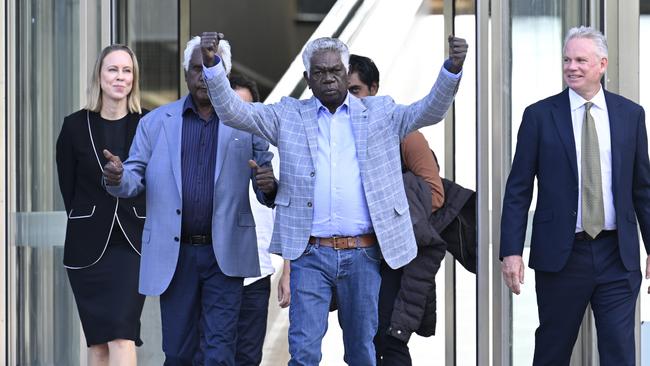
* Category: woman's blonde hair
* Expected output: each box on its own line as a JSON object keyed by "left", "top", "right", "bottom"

{"left": 85, "top": 44, "right": 142, "bottom": 114}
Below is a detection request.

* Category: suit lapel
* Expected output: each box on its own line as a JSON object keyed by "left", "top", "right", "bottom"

{"left": 86, "top": 111, "right": 105, "bottom": 172}
{"left": 349, "top": 95, "right": 368, "bottom": 163}
{"left": 214, "top": 121, "right": 233, "bottom": 183}
{"left": 551, "top": 89, "right": 579, "bottom": 182}
{"left": 605, "top": 90, "right": 624, "bottom": 197}
{"left": 163, "top": 98, "right": 185, "bottom": 197}
{"left": 300, "top": 97, "right": 320, "bottom": 167}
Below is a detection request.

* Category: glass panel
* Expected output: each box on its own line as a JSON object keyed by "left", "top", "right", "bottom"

{"left": 13, "top": 1, "right": 101, "bottom": 364}
{"left": 641, "top": 0, "right": 650, "bottom": 325}
{"left": 120, "top": 0, "right": 179, "bottom": 110}
{"left": 454, "top": 1, "right": 477, "bottom": 364}
{"left": 509, "top": 2, "right": 582, "bottom": 364}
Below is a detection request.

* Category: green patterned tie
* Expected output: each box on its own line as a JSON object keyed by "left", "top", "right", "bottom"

{"left": 581, "top": 102, "right": 604, "bottom": 238}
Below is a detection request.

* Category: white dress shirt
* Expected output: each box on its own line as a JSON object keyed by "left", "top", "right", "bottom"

{"left": 569, "top": 87, "right": 616, "bottom": 232}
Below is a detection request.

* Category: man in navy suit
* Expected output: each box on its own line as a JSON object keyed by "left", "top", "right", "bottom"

{"left": 500, "top": 26, "right": 650, "bottom": 365}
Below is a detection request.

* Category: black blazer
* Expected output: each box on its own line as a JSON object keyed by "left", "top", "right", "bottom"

{"left": 56, "top": 109, "right": 147, "bottom": 268}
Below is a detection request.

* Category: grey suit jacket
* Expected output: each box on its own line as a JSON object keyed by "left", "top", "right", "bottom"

{"left": 205, "top": 64, "right": 460, "bottom": 269}
{"left": 106, "top": 96, "right": 274, "bottom": 295}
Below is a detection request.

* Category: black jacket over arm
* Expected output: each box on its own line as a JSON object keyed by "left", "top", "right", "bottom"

{"left": 387, "top": 171, "right": 447, "bottom": 342}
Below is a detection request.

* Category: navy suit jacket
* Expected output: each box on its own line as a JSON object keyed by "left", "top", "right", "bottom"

{"left": 500, "top": 88, "right": 650, "bottom": 272}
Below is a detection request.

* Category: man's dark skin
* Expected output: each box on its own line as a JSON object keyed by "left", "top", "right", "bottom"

{"left": 103, "top": 46, "right": 277, "bottom": 195}
{"left": 303, "top": 49, "right": 349, "bottom": 114}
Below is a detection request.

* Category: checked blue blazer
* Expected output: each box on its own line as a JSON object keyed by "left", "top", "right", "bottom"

{"left": 206, "top": 64, "right": 460, "bottom": 269}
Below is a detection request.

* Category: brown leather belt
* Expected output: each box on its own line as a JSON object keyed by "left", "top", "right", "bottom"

{"left": 574, "top": 230, "right": 616, "bottom": 241}
{"left": 308, "top": 234, "right": 377, "bottom": 250}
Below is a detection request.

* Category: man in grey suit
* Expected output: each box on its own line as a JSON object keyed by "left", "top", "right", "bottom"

{"left": 102, "top": 36, "right": 276, "bottom": 365}
{"left": 202, "top": 32, "right": 467, "bottom": 365}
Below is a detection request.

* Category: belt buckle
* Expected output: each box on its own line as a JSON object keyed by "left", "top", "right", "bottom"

{"left": 332, "top": 236, "right": 341, "bottom": 250}
{"left": 190, "top": 235, "right": 206, "bottom": 245}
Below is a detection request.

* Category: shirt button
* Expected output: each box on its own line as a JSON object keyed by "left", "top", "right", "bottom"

{"left": 174, "top": 236, "right": 179, "bottom": 242}
{"left": 571, "top": 211, "right": 577, "bottom": 216}
{"left": 176, "top": 209, "right": 181, "bottom": 215}
{"left": 310, "top": 172, "right": 315, "bottom": 177}
{"left": 307, "top": 201, "right": 312, "bottom": 207}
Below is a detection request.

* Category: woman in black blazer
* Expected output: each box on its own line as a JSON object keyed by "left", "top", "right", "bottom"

{"left": 56, "top": 44, "right": 147, "bottom": 366}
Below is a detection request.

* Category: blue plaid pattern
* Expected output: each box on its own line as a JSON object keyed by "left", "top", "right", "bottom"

{"left": 205, "top": 65, "right": 460, "bottom": 269}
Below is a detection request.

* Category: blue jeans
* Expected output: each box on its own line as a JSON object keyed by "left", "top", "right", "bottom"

{"left": 288, "top": 242, "right": 381, "bottom": 366}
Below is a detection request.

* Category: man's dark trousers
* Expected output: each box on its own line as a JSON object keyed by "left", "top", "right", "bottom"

{"left": 160, "top": 243, "right": 243, "bottom": 366}
{"left": 235, "top": 275, "right": 271, "bottom": 365}
{"left": 533, "top": 233, "right": 641, "bottom": 366}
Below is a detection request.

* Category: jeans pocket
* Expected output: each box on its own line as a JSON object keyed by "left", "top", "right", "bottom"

{"left": 302, "top": 243, "right": 315, "bottom": 256}
{"left": 361, "top": 246, "right": 381, "bottom": 263}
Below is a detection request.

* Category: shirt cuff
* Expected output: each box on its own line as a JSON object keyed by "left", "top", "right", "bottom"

{"left": 202, "top": 56, "right": 223, "bottom": 81}
{"left": 442, "top": 59, "right": 463, "bottom": 79}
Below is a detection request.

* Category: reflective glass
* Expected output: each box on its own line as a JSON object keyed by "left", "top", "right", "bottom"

{"left": 454, "top": 1, "right": 477, "bottom": 364}
{"left": 13, "top": 1, "right": 102, "bottom": 364}
{"left": 120, "top": 0, "right": 179, "bottom": 110}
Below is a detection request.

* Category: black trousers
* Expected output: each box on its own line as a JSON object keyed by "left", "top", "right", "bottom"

{"left": 374, "top": 261, "right": 412, "bottom": 366}
{"left": 235, "top": 275, "right": 271, "bottom": 366}
{"left": 533, "top": 235, "right": 640, "bottom": 366}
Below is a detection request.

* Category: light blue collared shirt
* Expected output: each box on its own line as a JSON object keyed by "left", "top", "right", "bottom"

{"left": 310, "top": 95, "right": 373, "bottom": 237}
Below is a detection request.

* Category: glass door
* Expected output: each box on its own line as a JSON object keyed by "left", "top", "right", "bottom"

{"left": 10, "top": 1, "right": 104, "bottom": 365}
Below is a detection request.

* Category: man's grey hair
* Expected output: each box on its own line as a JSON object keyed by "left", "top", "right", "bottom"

{"left": 563, "top": 26, "right": 608, "bottom": 59}
{"left": 302, "top": 37, "right": 349, "bottom": 77}
{"left": 183, "top": 36, "right": 232, "bottom": 74}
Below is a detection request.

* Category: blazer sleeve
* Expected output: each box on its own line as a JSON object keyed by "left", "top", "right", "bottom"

{"left": 388, "top": 65, "right": 461, "bottom": 139}
{"left": 499, "top": 106, "right": 539, "bottom": 259}
{"left": 251, "top": 134, "right": 276, "bottom": 207}
{"left": 632, "top": 107, "right": 650, "bottom": 255}
{"left": 56, "top": 116, "right": 76, "bottom": 213}
{"left": 204, "top": 62, "right": 281, "bottom": 146}
{"left": 106, "top": 114, "right": 151, "bottom": 198}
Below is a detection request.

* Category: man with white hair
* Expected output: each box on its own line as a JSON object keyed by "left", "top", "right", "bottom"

{"left": 201, "top": 32, "right": 467, "bottom": 365}
{"left": 500, "top": 26, "right": 650, "bottom": 365}
{"left": 102, "top": 36, "right": 277, "bottom": 365}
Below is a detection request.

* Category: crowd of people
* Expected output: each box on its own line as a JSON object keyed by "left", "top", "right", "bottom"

{"left": 56, "top": 25, "right": 648, "bottom": 366}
